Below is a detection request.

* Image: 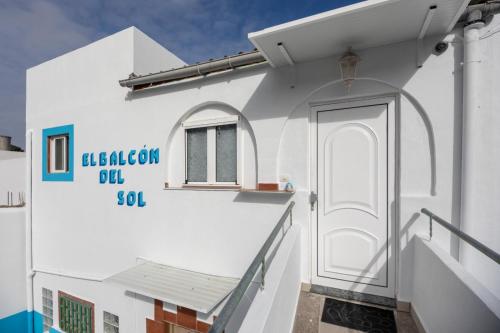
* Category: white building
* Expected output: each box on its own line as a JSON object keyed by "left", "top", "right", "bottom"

{"left": 1, "top": 0, "right": 500, "bottom": 332}
{"left": 0, "top": 138, "right": 26, "bottom": 331}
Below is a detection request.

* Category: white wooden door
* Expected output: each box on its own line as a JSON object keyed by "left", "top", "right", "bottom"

{"left": 314, "top": 101, "right": 395, "bottom": 297}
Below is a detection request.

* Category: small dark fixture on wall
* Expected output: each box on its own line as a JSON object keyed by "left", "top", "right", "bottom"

{"left": 434, "top": 41, "right": 448, "bottom": 55}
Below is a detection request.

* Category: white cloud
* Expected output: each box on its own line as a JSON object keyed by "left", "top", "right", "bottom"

{"left": 0, "top": 0, "right": 266, "bottom": 148}
{"left": 0, "top": 1, "right": 94, "bottom": 68}
{"left": 0, "top": 0, "right": 97, "bottom": 147}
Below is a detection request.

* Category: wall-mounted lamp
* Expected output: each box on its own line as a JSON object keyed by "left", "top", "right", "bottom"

{"left": 338, "top": 47, "right": 361, "bottom": 90}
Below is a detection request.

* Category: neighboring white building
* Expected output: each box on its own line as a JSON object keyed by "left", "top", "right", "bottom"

{"left": 0, "top": 152, "right": 25, "bottom": 206}
{"left": 0, "top": 135, "right": 25, "bottom": 207}
{"left": 1, "top": 0, "right": 500, "bottom": 333}
{"left": 0, "top": 137, "right": 27, "bottom": 332}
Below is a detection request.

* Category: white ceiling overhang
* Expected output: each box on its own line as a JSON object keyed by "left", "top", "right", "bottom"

{"left": 249, "top": 0, "right": 470, "bottom": 67}
{"left": 105, "top": 261, "right": 239, "bottom": 314}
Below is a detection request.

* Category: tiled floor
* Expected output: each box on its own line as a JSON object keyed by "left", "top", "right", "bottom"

{"left": 292, "top": 291, "right": 419, "bottom": 333}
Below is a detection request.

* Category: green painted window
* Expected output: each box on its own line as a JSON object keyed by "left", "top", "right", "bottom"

{"left": 59, "top": 292, "right": 94, "bottom": 333}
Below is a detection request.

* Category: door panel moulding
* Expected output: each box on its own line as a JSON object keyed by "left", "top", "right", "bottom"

{"left": 310, "top": 96, "right": 397, "bottom": 299}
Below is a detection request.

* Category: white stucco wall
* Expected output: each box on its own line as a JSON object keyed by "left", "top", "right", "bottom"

{"left": 0, "top": 151, "right": 24, "bottom": 161}
{"left": 231, "top": 225, "right": 301, "bottom": 333}
{"left": 275, "top": 31, "right": 464, "bottom": 302}
{"left": 24, "top": 14, "right": 500, "bottom": 331}
{"left": 460, "top": 15, "right": 500, "bottom": 298}
{"left": 412, "top": 236, "right": 500, "bottom": 333}
{"left": 0, "top": 208, "right": 26, "bottom": 319}
{"left": 0, "top": 151, "right": 25, "bottom": 206}
{"left": 33, "top": 273, "right": 154, "bottom": 333}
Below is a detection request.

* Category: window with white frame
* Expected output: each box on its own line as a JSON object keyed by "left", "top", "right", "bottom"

{"left": 42, "top": 288, "right": 53, "bottom": 332}
{"left": 184, "top": 117, "right": 238, "bottom": 185}
{"left": 48, "top": 134, "right": 69, "bottom": 173}
{"left": 103, "top": 311, "right": 119, "bottom": 333}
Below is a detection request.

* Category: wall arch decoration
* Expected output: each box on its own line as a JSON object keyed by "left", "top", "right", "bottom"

{"left": 164, "top": 101, "right": 258, "bottom": 188}
{"left": 277, "top": 77, "right": 436, "bottom": 196}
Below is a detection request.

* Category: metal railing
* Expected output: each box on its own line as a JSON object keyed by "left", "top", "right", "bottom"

{"left": 209, "top": 201, "right": 295, "bottom": 333}
{"left": 1, "top": 191, "right": 25, "bottom": 207}
{"left": 421, "top": 208, "right": 500, "bottom": 265}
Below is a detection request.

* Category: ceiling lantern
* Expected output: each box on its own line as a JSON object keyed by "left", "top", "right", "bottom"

{"left": 338, "top": 47, "right": 361, "bottom": 90}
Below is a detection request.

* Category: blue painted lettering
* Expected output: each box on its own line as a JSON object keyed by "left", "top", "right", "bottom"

{"left": 117, "top": 191, "right": 124, "bottom": 205}
{"left": 82, "top": 153, "right": 89, "bottom": 167}
{"left": 138, "top": 148, "right": 148, "bottom": 164}
{"left": 126, "top": 191, "right": 136, "bottom": 206}
{"left": 128, "top": 150, "right": 136, "bottom": 165}
{"left": 109, "top": 169, "right": 117, "bottom": 184}
{"left": 118, "top": 151, "right": 126, "bottom": 165}
{"left": 84, "top": 146, "right": 161, "bottom": 207}
{"left": 138, "top": 191, "right": 146, "bottom": 207}
{"left": 109, "top": 151, "right": 118, "bottom": 166}
{"left": 99, "top": 170, "right": 107, "bottom": 184}
{"left": 149, "top": 148, "right": 160, "bottom": 164}
{"left": 99, "top": 152, "right": 107, "bottom": 166}
{"left": 90, "top": 153, "right": 97, "bottom": 166}
{"left": 117, "top": 169, "right": 124, "bottom": 184}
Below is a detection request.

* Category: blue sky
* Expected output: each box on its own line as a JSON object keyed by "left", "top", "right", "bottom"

{"left": 0, "top": 0, "right": 361, "bottom": 148}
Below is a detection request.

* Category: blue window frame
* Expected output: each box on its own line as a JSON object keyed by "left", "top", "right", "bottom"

{"left": 42, "top": 124, "right": 74, "bottom": 181}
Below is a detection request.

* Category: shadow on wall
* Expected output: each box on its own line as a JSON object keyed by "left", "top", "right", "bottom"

{"left": 233, "top": 192, "right": 291, "bottom": 204}
{"left": 119, "top": 33, "right": 459, "bottom": 277}
{"left": 275, "top": 74, "right": 437, "bottom": 197}
{"left": 317, "top": 201, "right": 423, "bottom": 301}
{"left": 123, "top": 37, "right": 444, "bottom": 196}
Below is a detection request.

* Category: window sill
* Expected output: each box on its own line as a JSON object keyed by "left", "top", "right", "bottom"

{"left": 163, "top": 185, "right": 295, "bottom": 194}
{"left": 165, "top": 184, "right": 242, "bottom": 191}
{"left": 240, "top": 189, "right": 295, "bottom": 194}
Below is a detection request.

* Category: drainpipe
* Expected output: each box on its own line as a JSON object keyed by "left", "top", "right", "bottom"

{"left": 460, "top": 9, "right": 485, "bottom": 258}
{"left": 460, "top": 4, "right": 500, "bottom": 295}
{"left": 25, "top": 130, "right": 35, "bottom": 333}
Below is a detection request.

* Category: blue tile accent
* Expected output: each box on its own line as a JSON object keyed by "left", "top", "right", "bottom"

{"left": 0, "top": 310, "right": 29, "bottom": 333}
{"left": 33, "top": 311, "right": 42, "bottom": 333}
{"left": 0, "top": 310, "right": 61, "bottom": 333}
{"left": 42, "top": 124, "right": 74, "bottom": 182}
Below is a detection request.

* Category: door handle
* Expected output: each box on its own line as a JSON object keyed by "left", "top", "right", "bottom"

{"left": 310, "top": 191, "right": 318, "bottom": 211}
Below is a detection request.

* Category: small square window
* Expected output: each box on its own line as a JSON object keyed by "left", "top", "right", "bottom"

{"left": 184, "top": 122, "right": 238, "bottom": 185}
{"left": 49, "top": 135, "right": 69, "bottom": 173}
{"left": 42, "top": 124, "right": 74, "bottom": 181}
{"left": 103, "top": 311, "right": 119, "bottom": 333}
